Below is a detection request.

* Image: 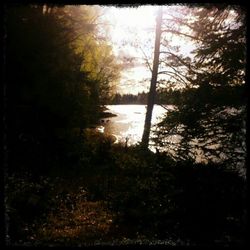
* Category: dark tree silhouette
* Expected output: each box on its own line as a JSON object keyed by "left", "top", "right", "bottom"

{"left": 152, "top": 5, "right": 246, "bottom": 174}
{"left": 141, "top": 7, "right": 163, "bottom": 149}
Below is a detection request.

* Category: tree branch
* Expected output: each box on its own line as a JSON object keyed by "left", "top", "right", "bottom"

{"left": 160, "top": 50, "right": 197, "bottom": 74}
{"left": 158, "top": 70, "right": 188, "bottom": 86}
{"left": 138, "top": 46, "right": 153, "bottom": 73}
{"left": 161, "top": 28, "right": 202, "bottom": 42}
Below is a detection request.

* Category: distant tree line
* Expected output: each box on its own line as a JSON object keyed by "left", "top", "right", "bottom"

{"left": 109, "top": 92, "right": 147, "bottom": 104}
{"left": 108, "top": 89, "right": 198, "bottom": 105}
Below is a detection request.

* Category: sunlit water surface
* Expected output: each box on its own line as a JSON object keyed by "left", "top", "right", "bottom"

{"left": 95, "top": 104, "right": 246, "bottom": 176}
{"left": 97, "top": 105, "right": 171, "bottom": 148}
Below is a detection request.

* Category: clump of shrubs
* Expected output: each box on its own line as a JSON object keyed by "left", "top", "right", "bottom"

{"left": 105, "top": 151, "right": 247, "bottom": 245}
{"left": 6, "top": 132, "right": 247, "bottom": 246}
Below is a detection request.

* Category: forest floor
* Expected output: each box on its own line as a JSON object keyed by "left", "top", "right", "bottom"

{"left": 5, "top": 173, "right": 183, "bottom": 246}
{"left": 5, "top": 131, "right": 247, "bottom": 247}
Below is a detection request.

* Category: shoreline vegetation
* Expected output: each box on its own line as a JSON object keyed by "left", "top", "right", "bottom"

{"left": 99, "top": 111, "right": 117, "bottom": 119}
{"left": 5, "top": 4, "right": 246, "bottom": 247}
{"left": 6, "top": 129, "right": 247, "bottom": 247}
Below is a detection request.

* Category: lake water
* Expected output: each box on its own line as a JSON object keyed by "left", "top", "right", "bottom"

{"left": 96, "top": 105, "right": 172, "bottom": 147}
{"left": 95, "top": 104, "right": 246, "bottom": 177}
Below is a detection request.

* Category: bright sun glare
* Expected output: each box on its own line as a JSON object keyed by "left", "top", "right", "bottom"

{"left": 101, "top": 5, "right": 195, "bottom": 95}
{"left": 107, "top": 6, "right": 156, "bottom": 29}
{"left": 101, "top": 6, "right": 158, "bottom": 94}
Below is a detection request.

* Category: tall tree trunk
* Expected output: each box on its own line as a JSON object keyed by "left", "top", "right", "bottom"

{"left": 141, "top": 7, "right": 162, "bottom": 149}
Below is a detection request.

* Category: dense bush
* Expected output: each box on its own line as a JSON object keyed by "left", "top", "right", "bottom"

{"left": 106, "top": 150, "right": 247, "bottom": 245}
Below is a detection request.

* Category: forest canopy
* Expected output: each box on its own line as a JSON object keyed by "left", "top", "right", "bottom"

{"left": 6, "top": 5, "right": 121, "bottom": 130}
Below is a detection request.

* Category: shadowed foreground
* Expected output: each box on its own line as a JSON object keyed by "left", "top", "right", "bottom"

{"left": 6, "top": 131, "right": 247, "bottom": 247}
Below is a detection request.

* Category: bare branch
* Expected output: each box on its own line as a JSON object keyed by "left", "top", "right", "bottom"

{"left": 161, "top": 28, "right": 202, "bottom": 42}
{"left": 159, "top": 104, "right": 170, "bottom": 111}
{"left": 138, "top": 46, "right": 153, "bottom": 73}
{"left": 158, "top": 70, "right": 187, "bottom": 86}
{"left": 162, "top": 15, "right": 195, "bottom": 30}
{"left": 164, "top": 63, "right": 192, "bottom": 84}
{"left": 160, "top": 50, "right": 196, "bottom": 74}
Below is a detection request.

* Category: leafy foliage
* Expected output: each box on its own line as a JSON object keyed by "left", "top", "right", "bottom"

{"left": 105, "top": 148, "right": 247, "bottom": 245}
{"left": 153, "top": 5, "right": 246, "bottom": 174}
{"left": 6, "top": 5, "right": 120, "bottom": 174}
{"left": 5, "top": 5, "right": 247, "bottom": 247}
